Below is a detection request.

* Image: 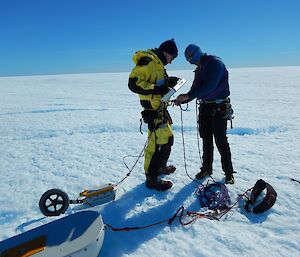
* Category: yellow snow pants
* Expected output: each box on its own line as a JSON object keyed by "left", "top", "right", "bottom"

{"left": 144, "top": 122, "right": 173, "bottom": 179}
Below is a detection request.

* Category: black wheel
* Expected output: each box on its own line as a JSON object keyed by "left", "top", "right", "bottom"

{"left": 39, "top": 189, "right": 70, "bottom": 216}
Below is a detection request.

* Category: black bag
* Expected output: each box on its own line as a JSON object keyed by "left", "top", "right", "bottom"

{"left": 244, "top": 179, "right": 277, "bottom": 214}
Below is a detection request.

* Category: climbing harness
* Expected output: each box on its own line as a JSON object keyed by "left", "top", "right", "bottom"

{"left": 199, "top": 98, "right": 234, "bottom": 128}
{"left": 223, "top": 99, "right": 234, "bottom": 129}
{"left": 243, "top": 179, "right": 277, "bottom": 214}
{"left": 140, "top": 109, "right": 159, "bottom": 133}
{"left": 195, "top": 181, "right": 231, "bottom": 211}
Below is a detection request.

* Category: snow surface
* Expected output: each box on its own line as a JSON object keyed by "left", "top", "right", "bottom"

{"left": 0, "top": 66, "right": 299, "bottom": 257}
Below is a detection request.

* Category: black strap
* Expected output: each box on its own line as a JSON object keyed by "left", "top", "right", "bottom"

{"left": 139, "top": 118, "right": 143, "bottom": 134}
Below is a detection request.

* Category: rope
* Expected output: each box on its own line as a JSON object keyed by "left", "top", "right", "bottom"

{"left": 105, "top": 218, "right": 170, "bottom": 232}
{"left": 290, "top": 178, "right": 300, "bottom": 184}
{"left": 114, "top": 132, "right": 151, "bottom": 187}
{"left": 105, "top": 101, "right": 250, "bottom": 233}
{"left": 217, "top": 188, "right": 253, "bottom": 219}
{"left": 104, "top": 187, "right": 255, "bottom": 233}
{"left": 104, "top": 205, "right": 217, "bottom": 232}
{"left": 104, "top": 187, "right": 255, "bottom": 232}
{"left": 196, "top": 100, "right": 203, "bottom": 165}
{"left": 179, "top": 104, "right": 198, "bottom": 182}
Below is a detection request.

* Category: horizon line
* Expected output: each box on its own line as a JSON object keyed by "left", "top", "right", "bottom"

{"left": 1, "top": 64, "right": 300, "bottom": 78}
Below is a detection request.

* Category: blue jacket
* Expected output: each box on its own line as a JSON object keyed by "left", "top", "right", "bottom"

{"left": 187, "top": 55, "right": 230, "bottom": 101}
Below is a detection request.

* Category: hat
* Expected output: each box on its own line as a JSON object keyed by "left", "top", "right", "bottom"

{"left": 185, "top": 44, "right": 204, "bottom": 64}
{"left": 159, "top": 39, "right": 178, "bottom": 57}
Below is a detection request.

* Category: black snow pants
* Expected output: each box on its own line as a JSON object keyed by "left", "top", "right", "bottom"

{"left": 198, "top": 102, "right": 234, "bottom": 176}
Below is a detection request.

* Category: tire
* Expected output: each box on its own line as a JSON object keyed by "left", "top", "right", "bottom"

{"left": 39, "top": 188, "right": 70, "bottom": 216}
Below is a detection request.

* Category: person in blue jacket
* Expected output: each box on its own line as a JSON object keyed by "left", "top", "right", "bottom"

{"left": 175, "top": 44, "right": 234, "bottom": 184}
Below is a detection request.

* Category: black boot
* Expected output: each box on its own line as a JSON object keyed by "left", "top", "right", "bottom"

{"left": 195, "top": 167, "right": 212, "bottom": 180}
{"left": 146, "top": 176, "right": 173, "bottom": 191}
{"left": 158, "top": 165, "right": 176, "bottom": 175}
{"left": 225, "top": 173, "right": 234, "bottom": 184}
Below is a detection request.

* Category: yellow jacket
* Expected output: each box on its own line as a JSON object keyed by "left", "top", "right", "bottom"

{"left": 128, "top": 49, "right": 167, "bottom": 110}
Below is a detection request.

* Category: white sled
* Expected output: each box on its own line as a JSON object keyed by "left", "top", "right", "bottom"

{"left": 0, "top": 210, "right": 105, "bottom": 257}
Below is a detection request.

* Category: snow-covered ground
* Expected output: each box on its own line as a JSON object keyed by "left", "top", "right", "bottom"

{"left": 0, "top": 66, "right": 299, "bottom": 256}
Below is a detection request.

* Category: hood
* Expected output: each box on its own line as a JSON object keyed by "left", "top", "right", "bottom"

{"left": 132, "top": 49, "right": 162, "bottom": 65}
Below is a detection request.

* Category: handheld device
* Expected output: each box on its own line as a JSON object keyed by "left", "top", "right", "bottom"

{"left": 161, "top": 78, "right": 186, "bottom": 103}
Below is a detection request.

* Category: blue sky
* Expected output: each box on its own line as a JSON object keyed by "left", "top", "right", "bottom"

{"left": 0, "top": 0, "right": 299, "bottom": 76}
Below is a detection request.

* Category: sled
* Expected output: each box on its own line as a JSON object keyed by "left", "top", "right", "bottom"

{"left": 0, "top": 210, "right": 105, "bottom": 257}
{"left": 39, "top": 184, "right": 116, "bottom": 217}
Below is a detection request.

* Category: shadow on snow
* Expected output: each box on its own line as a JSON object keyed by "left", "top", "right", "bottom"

{"left": 99, "top": 181, "right": 199, "bottom": 256}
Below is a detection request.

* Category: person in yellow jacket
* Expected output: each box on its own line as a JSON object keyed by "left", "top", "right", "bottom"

{"left": 128, "top": 39, "right": 179, "bottom": 191}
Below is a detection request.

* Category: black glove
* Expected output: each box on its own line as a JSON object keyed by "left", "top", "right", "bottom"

{"left": 160, "top": 84, "right": 170, "bottom": 96}
{"left": 167, "top": 76, "right": 180, "bottom": 88}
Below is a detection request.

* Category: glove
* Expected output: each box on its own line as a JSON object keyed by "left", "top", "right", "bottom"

{"left": 167, "top": 76, "right": 180, "bottom": 88}
{"left": 160, "top": 86, "right": 170, "bottom": 96}
{"left": 156, "top": 78, "right": 166, "bottom": 87}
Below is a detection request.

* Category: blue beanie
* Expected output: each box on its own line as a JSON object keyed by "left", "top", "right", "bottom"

{"left": 185, "top": 44, "right": 204, "bottom": 64}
